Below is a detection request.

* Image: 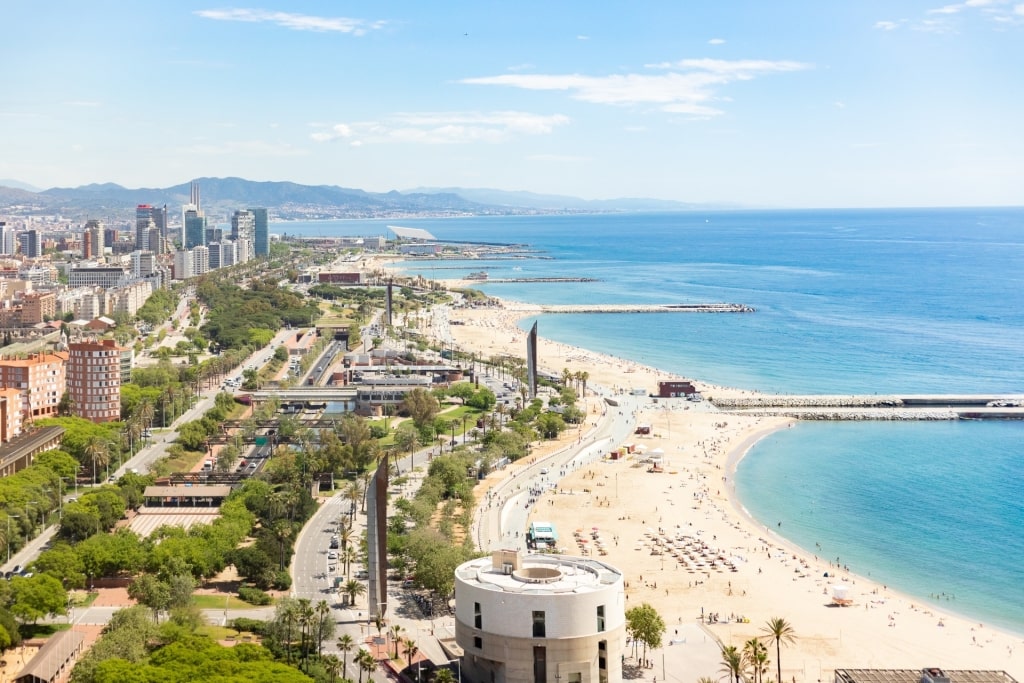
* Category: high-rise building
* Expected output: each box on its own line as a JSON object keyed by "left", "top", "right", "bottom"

{"left": 83, "top": 219, "right": 104, "bottom": 259}
{"left": 18, "top": 230, "right": 41, "bottom": 258}
{"left": 131, "top": 251, "right": 157, "bottom": 278}
{"left": 252, "top": 207, "right": 269, "bottom": 257}
{"left": 153, "top": 204, "right": 168, "bottom": 242}
{"left": 67, "top": 340, "right": 121, "bottom": 423}
{"left": 135, "top": 205, "right": 154, "bottom": 251}
{"left": 208, "top": 241, "right": 237, "bottom": 270}
{"left": 192, "top": 245, "right": 209, "bottom": 275}
{"left": 103, "top": 227, "right": 118, "bottom": 252}
{"left": 173, "top": 249, "right": 193, "bottom": 280}
{"left": 184, "top": 207, "right": 206, "bottom": 250}
{"left": 0, "top": 352, "right": 67, "bottom": 420}
{"left": 0, "top": 222, "right": 14, "bottom": 256}
{"left": 231, "top": 210, "right": 255, "bottom": 261}
{"left": 205, "top": 226, "right": 224, "bottom": 244}
{"left": 146, "top": 226, "right": 163, "bottom": 255}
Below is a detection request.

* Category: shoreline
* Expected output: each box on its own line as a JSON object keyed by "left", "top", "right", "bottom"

{"left": 369, "top": 258, "right": 1024, "bottom": 677}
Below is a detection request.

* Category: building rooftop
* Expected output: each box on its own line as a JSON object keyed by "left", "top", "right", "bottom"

{"left": 388, "top": 225, "right": 436, "bottom": 241}
{"left": 143, "top": 485, "right": 232, "bottom": 498}
{"left": 457, "top": 553, "right": 622, "bottom": 596}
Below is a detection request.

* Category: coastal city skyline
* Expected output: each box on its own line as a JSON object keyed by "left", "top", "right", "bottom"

{"left": 4, "top": 1, "right": 1024, "bottom": 209}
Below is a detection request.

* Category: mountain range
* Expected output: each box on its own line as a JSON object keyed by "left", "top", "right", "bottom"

{"left": 0, "top": 177, "right": 723, "bottom": 221}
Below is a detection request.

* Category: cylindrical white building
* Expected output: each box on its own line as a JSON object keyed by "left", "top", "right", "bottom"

{"left": 454, "top": 551, "right": 625, "bottom": 683}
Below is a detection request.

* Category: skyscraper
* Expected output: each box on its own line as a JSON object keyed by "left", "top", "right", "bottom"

{"left": 231, "top": 209, "right": 255, "bottom": 261}
{"left": 252, "top": 207, "right": 269, "bottom": 256}
{"left": 136, "top": 205, "right": 153, "bottom": 251}
{"left": 18, "top": 230, "right": 41, "bottom": 258}
{"left": 68, "top": 340, "right": 122, "bottom": 423}
{"left": 153, "top": 204, "right": 168, "bottom": 242}
{"left": 84, "top": 219, "right": 104, "bottom": 258}
{"left": 184, "top": 207, "right": 206, "bottom": 250}
{"left": 0, "top": 222, "right": 12, "bottom": 256}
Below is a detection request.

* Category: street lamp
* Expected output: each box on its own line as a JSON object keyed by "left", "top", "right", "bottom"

{"left": 7, "top": 515, "right": 19, "bottom": 564}
{"left": 445, "top": 658, "right": 462, "bottom": 683}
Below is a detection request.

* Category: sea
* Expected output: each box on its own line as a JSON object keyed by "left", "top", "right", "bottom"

{"left": 278, "top": 208, "right": 1024, "bottom": 634}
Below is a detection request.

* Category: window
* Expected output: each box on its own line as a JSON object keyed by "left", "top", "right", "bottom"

{"left": 474, "top": 602, "right": 482, "bottom": 629}
{"left": 532, "top": 611, "right": 545, "bottom": 638}
{"left": 597, "top": 605, "right": 605, "bottom": 632}
{"left": 473, "top": 636, "right": 482, "bottom": 650}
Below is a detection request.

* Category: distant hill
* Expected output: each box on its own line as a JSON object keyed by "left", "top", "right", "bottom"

{"left": 406, "top": 186, "right": 738, "bottom": 212}
{"left": 0, "top": 179, "right": 42, "bottom": 192}
{"left": 0, "top": 177, "right": 735, "bottom": 221}
{"left": 0, "top": 177, "right": 495, "bottom": 221}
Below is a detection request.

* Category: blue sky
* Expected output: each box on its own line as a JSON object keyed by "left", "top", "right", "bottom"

{"left": 2, "top": 1, "right": 1023, "bottom": 207}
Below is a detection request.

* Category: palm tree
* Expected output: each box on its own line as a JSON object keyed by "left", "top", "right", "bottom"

{"left": 343, "top": 578, "right": 366, "bottom": 607}
{"left": 315, "top": 599, "right": 332, "bottom": 656}
{"left": 343, "top": 546, "right": 358, "bottom": 579}
{"left": 761, "top": 617, "right": 797, "bottom": 683}
{"left": 719, "top": 644, "right": 743, "bottom": 683}
{"left": 404, "top": 638, "right": 419, "bottom": 675}
{"left": 743, "top": 637, "right": 769, "bottom": 683}
{"left": 373, "top": 612, "right": 386, "bottom": 641}
{"left": 273, "top": 520, "right": 294, "bottom": 570}
{"left": 136, "top": 399, "right": 155, "bottom": 432}
{"left": 297, "top": 598, "right": 314, "bottom": 667}
{"left": 323, "top": 653, "right": 342, "bottom": 683}
{"left": 356, "top": 649, "right": 377, "bottom": 683}
{"left": 337, "top": 634, "right": 355, "bottom": 681}
{"left": 389, "top": 623, "right": 404, "bottom": 659}
{"left": 84, "top": 436, "right": 111, "bottom": 483}
{"left": 432, "top": 667, "right": 456, "bottom": 683}
{"left": 338, "top": 525, "right": 354, "bottom": 551}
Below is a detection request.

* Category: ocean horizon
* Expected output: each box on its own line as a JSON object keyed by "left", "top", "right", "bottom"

{"left": 279, "top": 208, "right": 1024, "bottom": 635}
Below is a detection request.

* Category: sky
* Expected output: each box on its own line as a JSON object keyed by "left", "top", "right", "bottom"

{"left": 2, "top": 1, "right": 1023, "bottom": 208}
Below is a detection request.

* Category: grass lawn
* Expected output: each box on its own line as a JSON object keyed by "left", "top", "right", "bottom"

{"left": 192, "top": 593, "right": 261, "bottom": 610}
{"left": 70, "top": 590, "right": 100, "bottom": 608}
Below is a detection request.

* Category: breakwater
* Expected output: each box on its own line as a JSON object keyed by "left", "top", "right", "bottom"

{"left": 709, "top": 394, "right": 1024, "bottom": 421}
{"left": 522, "top": 302, "right": 755, "bottom": 314}
{"left": 485, "top": 277, "right": 600, "bottom": 283}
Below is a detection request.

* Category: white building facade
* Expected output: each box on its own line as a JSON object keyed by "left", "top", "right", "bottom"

{"left": 454, "top": 552, "right": 625, "bottom": 683}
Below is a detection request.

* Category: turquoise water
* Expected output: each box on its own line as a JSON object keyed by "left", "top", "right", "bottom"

{"left": 280, "top": 209, "right": 1024, "bottom": 633}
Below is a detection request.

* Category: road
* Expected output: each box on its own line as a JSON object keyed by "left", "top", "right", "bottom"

{"left": 290, "top": 443, "right": 449, "bottom": 682}
{"left": 474, "top": 390, "right": 641, "bottom": 552}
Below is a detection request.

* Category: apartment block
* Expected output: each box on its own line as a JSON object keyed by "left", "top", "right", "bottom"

{"left": 67, "top": 340, "right": 122, "bottom": 423}
{"left": 0, "top": 352, "right": 68, "bottom": 420}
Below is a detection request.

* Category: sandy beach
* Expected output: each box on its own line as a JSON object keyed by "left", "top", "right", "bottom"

{"left": 430, "top": 297, "right": 1024, "bottom": 681}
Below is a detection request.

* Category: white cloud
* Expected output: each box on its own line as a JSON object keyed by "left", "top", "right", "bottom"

{"left": 63, "top": 101, "right": 101, "bottom": 107}
{"left": 310, "top": 111, "right": 569, "bottom": 145}
{"left": 194, "top": 8, "right": 385, "bottom": 35}
{"left": 834, "top": 101, "right": 846, "bottom": 109}
{"left": 461, "top": 58, "right": 811, "bottom": 118}
{"left": 708, "top": 38, "right": 726, "bottom": 45}
{"left": 577, "top": 35, "right": 590, "bottom": 40}
{"left": 874, "top": 20, "right": 901, "bottom": 30}
{"left": 893, "top": 0, "right": 1024, "bottom": 27}
{"left": 928, "top": 4, "right": 963, "bottom": 14}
